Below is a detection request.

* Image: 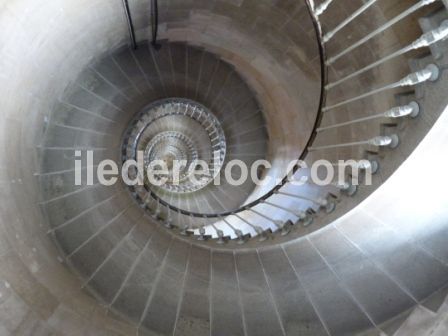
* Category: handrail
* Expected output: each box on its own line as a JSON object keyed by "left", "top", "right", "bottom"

{"left": 127, "top": 0, "right": 328, "bottom": 219}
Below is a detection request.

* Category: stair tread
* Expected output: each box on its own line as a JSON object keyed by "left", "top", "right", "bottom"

{"left": 393, "top": 306, "right": 437, "bottom": 336}
{"left": 422, "top": 284, "right": 448, "bottom": 313}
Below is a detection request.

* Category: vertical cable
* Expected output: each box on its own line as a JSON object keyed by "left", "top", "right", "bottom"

{"left": 151, "top": 0, "right": 161, "bottom": 50}
{"left": 122, "top": 0, "right": 137, "bottom": 49}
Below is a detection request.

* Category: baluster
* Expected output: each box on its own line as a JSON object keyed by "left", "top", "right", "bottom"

{"left": 154, "top": 198, "right": 161, "bottom": 218}
{"left": 164, "top": 206, "right": 174, "bottom": 229}
{"left": 333, "top": 181, "right": 358, "bottom": 196}
{"left": 234, "top": 213, "right": 269, "bottom": 242}
{"left": 327, "top": 22, "right": 448, "bottom": 88}
{"left": 222, "top": 217, "right": 247, "bottom": 244}
{"left": 323, "top": 65, "right": 439, "bottom": 112}
{"left": 330, "top": 159, "right": 380, "bottom": 175}
{"left": 262, "top": 200, "right": 313, "bottom": 228}
{"left": 314, "top": 0, "right": 335, "bottom": 16}
{"left": 190, "top": 106, "right": 198, "bottom": 119}
{"left": 317, "top": 102, "right": 420, "bottom": 132}
{"left": 251, "top": 205, "right": 294, "bottom": 235}
{"left": 178, "top": 211, "right": 191, "bottom": 236}
{"left": 327, "top": 0, "right": 439, "bottom": 65}
{"left": 275, "top": 191, "right": 336, "bottom": 214}
{"left": 310, "top": 135, "right": 400, "bottom": 152}
{"left": 211, "top": 223, "right": 227, "bottom": 244}
{"left": 197, "top": 225, "right": 207, "bottom": 241}
{"left": 324, "top": 0, "right": 378, "bottom": 43}
{"left": 246, "top": 207, "right": 285, "bottom": 230}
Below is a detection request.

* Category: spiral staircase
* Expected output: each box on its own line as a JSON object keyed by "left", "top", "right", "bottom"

{"left": 1, "top": 0, "right": 448, "bottom": 335}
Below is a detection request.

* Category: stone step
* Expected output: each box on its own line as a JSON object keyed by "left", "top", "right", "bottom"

{"left": 393, "top": 306, "right": 437, "bottom": 336}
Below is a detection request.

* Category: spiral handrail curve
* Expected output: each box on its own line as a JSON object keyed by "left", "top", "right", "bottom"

{"left": 129, "top": 0, "right": 328, "bottom": 220}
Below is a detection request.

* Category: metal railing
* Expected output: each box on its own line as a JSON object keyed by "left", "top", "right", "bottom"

{"left": 127, "top": 0, "right": 447, "bottom": 244}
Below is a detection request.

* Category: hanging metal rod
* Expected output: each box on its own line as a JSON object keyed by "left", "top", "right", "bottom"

{"left": 151, "top": 0, "right": 162, "bottom": 50}
{"left": 122, "top": 0, "right": 137, "bottom": 49}
{"left": 326, "top": 0, "right": 438, "bottom": 64}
